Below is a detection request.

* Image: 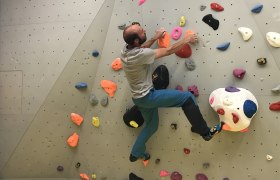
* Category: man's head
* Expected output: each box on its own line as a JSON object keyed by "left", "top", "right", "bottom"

{"left": 123, "top": 22, "right": 147, "bottom": 47}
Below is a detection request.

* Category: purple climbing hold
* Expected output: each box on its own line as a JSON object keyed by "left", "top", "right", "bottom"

{"left": 170, "top": 171, "right": 182, "bottom": 180}
{"left": 196, "top": 173, "right": 208, "bottom": 180}
{"left": 225, "top": 86, "right": 240, "bottom": 92}
{"left": 188, "top": 85, "right": 199, "bottom": 97}
{"left": 175, "top": 85, "right": 184, "bottom": 92}
{"left": 223, "top": 178, "right": 230, "bottom": 180}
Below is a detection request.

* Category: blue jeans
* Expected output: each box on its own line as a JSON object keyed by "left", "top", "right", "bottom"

{"left": 131, "top": 89, "right": 209, "bottom": 158}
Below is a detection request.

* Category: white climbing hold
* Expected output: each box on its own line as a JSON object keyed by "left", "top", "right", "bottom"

{"left": 238, "top": 27, "right": 253, "bottom": 41}
{"left": 266, "top": 32, "right": 280, "bottom": 47}
{"left": 266, "top": 154, "right": 273, "bottom": 161}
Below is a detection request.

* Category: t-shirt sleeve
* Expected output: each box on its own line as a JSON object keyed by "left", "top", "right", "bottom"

{"left": 137, "top": 48, "right": 156, "bottom": 65}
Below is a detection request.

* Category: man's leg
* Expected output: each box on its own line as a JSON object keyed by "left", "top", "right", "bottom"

{"left": 130, "top": 106, "right": 159, "bottom": 160}
{"left": 136, "top": 89, "right": 222, "bottom": 138}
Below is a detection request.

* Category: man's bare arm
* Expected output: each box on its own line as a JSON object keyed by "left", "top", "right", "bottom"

{"left": 155, "top": 33, "right": 198, "bottom": 60}
{"left": 141, "top": 28, "right": 166, "bottom": 48}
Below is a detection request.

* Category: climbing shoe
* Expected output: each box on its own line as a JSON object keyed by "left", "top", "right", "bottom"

{"left": 202, "top": 122, "right": 224, "bottom": 141}
{"left": 129, "top": 153, "right": 150, "bottom": 162}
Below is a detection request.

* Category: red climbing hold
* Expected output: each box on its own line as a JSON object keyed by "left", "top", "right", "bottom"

{"left": 183, "top": 148, "right": 191, "bottom": 155}
{"left": 232, "top": 113, "right": 239, "bottom": 124}
{"left": 269, "top": 101, "right": 280, "bottom": 111}
{"left": 171, "top": 171, "right": 182, "bottom": 180}
{"left": 217, "top": 108, "right": 225, "bottom": 115}
{"left": 175, "top": 43, "right": 192, "bottom": 58}
{"left": 211, "top": 3, "right": 224, "bottom": 12}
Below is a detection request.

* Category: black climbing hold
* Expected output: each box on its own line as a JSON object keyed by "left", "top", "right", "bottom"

{"left": 123, "top": 105, "right": 144, "bottom": 128}
{"left": 129, "top": 173, "right": 144, "bottom": 180}
{"left": 75, "top": 82, "right": 87, "bottom": 89}
{"left": 92, "top": 50, "right": 99, "bottom": 57}
{"left": 152, "top": 65, "right": 169, "bottom": 90}
{"left": 57, "top": 165, "right": 64, "bottom": 172}
{"left": 203, "top": 162, "right": 210, "bottom": 169}
{"left": 155, "top": 158, "right": 161, "bottom": 164}
{"left": 75, "top": 162, "right": 81, "bottom": 168}
{"left": 202, "top": 14, "right": 219, "bottom": 30}
{"left": 171, "top": 123, "right": 177, "bottom": 130}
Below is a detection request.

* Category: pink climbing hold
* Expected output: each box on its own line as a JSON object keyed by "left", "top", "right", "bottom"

{"left": 159, "top": 170, "right": 170, "bottom": 177}
{"left": 188, "top": 85, "right": 199, "bottom": 97}
{"left": 171, "top": 171, "right": 182, "bottom": 180}
{"left": 171, "top": 27, "right": 182, "bottom": 40}
{"left": 138, "top": 0, "right": 146, "bottom": 6}
{"left": 233, "top": 68, "right": 246, "bottom": 79}
{"left": 209, "top": 96, "right": 214, "bottom": 105}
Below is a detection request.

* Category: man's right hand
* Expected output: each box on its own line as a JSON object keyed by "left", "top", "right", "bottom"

{"left": 185, "top": 33, "right": 198, "bottom": 43}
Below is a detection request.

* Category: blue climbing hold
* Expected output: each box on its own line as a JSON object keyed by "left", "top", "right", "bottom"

{"left": 251, "top": 4, "right": 263, "bottom": 13}
{"left": 216, "top": 42, "right": 230, "bottom": 51}
{"left": 92, "top": 50, "right": 99, "bottom": 57}
{"left": 75, "top": 82, "right": 88, "bottom": 89}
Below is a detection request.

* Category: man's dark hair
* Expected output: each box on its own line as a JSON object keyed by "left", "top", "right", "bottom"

{"left": 123, "top": 26, "right": 141, "bottom": 45}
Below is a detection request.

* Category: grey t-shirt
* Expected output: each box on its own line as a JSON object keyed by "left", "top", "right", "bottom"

{"left": 121, "top": 45, "right": 156, "bottom": 99}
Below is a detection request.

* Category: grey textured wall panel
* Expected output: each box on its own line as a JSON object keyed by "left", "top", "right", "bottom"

{"left": 0, "top": 0, "right": 112, "bottom": 178}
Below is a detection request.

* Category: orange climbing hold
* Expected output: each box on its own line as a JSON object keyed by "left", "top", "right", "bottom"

{"left": 143, "top": 160, "right": 149, "bottom": 167}
{"left": 158, "top": 31, "right": 170, "bottom": 48}
{"left": 112, "top": 58, "right": 122, "bottom": 71}
{"left": 67, "top": 133, "right": 79, "bottom": 147}
{"left": 80, "top": 173, "right": 89, "bottom": 180}
{"left": 184, "top": 29, "right": 195, "bottom": 38}
{"left": 100, "top": 80, "right": 117, "bottom": 98}
{"left": 71, "top": 113, "right": 84, "bottom": 126}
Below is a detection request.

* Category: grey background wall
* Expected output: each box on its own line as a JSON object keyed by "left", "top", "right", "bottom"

{"left": 0, "top": 0, "right": 279, "bottom": 179}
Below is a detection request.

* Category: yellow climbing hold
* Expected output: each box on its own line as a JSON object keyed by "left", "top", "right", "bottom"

{"left": 179, "top": 16, "right": 186, "bottom": 27}
{"left": 91, "top": 173, "right": 97, "bottom": 179}
{"left": 129, "top": 121, "right": 139, "bottom": 128}
{"left": 92, "top": 117, "right": 100, "bottom": 127}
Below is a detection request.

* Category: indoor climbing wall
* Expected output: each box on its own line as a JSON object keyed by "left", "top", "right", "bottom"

{"left": 0, "top": 0, "right": 280, "bottom": 180}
